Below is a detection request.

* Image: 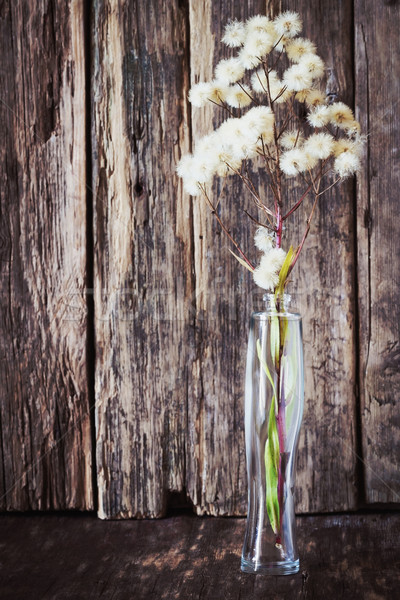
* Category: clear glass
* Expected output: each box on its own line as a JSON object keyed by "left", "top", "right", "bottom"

{"left": 241, "top": 294, "right": 304, "bottom": 575}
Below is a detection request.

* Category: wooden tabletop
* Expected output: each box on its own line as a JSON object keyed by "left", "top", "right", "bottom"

{"left": 0, "top": 512, "right": 399, "bottom": 599}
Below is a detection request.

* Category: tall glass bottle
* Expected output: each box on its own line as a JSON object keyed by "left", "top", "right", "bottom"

{"left": 241, "top": 294, "right": 304, "bottom": 575}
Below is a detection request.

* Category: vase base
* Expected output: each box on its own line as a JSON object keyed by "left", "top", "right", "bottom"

{"left": 240, "top": 557, "right": 299, "bottom": 576}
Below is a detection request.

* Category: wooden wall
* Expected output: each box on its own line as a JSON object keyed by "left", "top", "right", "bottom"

{"left": 0, "top": 0, "right": 399, "bottom": 517}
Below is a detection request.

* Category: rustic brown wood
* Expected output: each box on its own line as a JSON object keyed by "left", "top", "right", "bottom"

{"left": 92, "top": 0, "right": 193, "bottom": 518}
{"left": 0, "top": 512, "right": 399, "bottom": 598}
{"left": 0, "top": 1, "right": 92, "bottom": 509}
{"left": 355, "top": 0, "right": 400, "bottom": 504}
{"left": 187, "top": 0, "right": 268, "bottom": 516}
{"left": 286, "top": 0, "right": 358, "bottom": 512}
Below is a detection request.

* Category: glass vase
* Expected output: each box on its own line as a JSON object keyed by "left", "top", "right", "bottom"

{"left": 241, "top": 293, "right": 304, "bottom": 575}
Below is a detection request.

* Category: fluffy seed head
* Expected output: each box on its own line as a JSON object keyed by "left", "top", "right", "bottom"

{"left": 225, "top": 84, "right": 253, "bottom": 108}
{"left": 188, "top": 82, "right": 213, "bottom": 107}
{"left": 273, "top": 11, "right": 302, "bottom": 38}
{"left": 286, "top": 37, "right": 316, "bottom": 62}
{"left": 303, "top": 132, "right": 335, "bottom": 159}
{"left": 299, "top": 54, "right": 325, "bottom": 79}
{"left": 280, "top": 148, "right": 308, "bottom": 176}
{"left": 329, "top": 102, "right": 355, "bottom": 129}
{"left": 238, "top": 47, "right": 262, "bottom": 69}
{"left": 245, "top": 15, "right": 276, "bottom": 37}
{"left": 242, "top": 106, "right": 275, "bottom": 142}
{"left": 334, "top": 152, "right": 361, "bottom": 178}
{"left": 280, "top": 129, "right": 303, "bottom": 150}
{"left": 307, "top": 104, "right": 331, "bottom": 128}
{"left": 253, "top": 248, "right": 287, "bottom": 291}
{"left": 244, "top": 31, "right": 274, "bottom": 57}
{"left": 254, "top": 227, "right": 274, "bottom": 252}
{"left": 304, "top": 89, "right": 326, "bottom": 108}
{"left": 222, "top": 19, "right": 246, "bottom": 47}
{"left": 283, "top": 64, "right": 313, "bottom": 92}
{"left": 214, "top": 57, "right": 245, "bottom": 84}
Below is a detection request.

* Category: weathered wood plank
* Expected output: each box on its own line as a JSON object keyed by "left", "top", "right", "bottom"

{"left": 288, "top": 0, "right": 358, "bottom": 512}
{"left": 92, "top": 0, "right": 193, "bottom": 518}
{"left": 355, "top": 0, "right": 400, "bottom": 504}
{"left": 0, "top": 1, "right": 92, "bottom": 509}
{"left": 187, "top": 0, "right": 267, "bottom": 516}
{"left": 187, "top": 0, "right": 357, "bottom": 514}
{"left": 0, "top": 513, "right": 399, "bottom": 599}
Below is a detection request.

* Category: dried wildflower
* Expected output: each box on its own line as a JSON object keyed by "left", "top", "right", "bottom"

{"left": 254, "top": 227, "right": 274, "bottom": 252}
{"left": 279, "top": 148, "right": 308, "bottom": 176}
{"left": 299, "top": 54, "right": 325, "bottom": 79}
{"left": 226, "top": 84, "right": 253, "bottom": 108}
{"left": 188, "top": 82, "right": 214, "bottom": 107}
{"left": 245, "top": 15, "right": 276, "bottom": 37}
{"left": 304, "top": 89, "right": 326, "bottom": 108}
{"left": 286, "top": 38, "right": 316, "bottom": 62}
{"left": 177, "top": 10, "right": 362, "bottom": 296}
{"left": 329, "top": 102, "right": 355, "bottom": 129}
{"left": 215, "top": 58, "right": 245, "bottom": 84}
{"left": 303, "top": 133, "right": 335, "bottom": 160}
{"left": 253, "top": 248, "right": 287, "bottom": 290}
{"left": 333, "top": 138, "right": 364, "bottom": 158}
{"left": 280, "top": 130, "right": 303, "bottom": 150}
{"left": 307, "top": 105, "right": 331, "bottom": 128}
{"left": 242, "top": 106, "right": 275, "bottom": 141}
{"left": 334, "top": 151, "right": 361, "bottom": 178}
{"left": 283, "top": 64, "right": 313, "bottom": 92}
{"left": 273, "top": 11, "right": 302, "bottom": 38}
{"left": 222, "top": 19, "right": 247, "bottom": 47}
{"left": 244, "top": 31, "right": 274, "bottom": 57}
{"left": 239, "top": 47, "right": 262, "bottom": 69}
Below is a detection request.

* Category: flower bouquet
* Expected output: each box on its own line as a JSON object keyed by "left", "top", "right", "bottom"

{"left": 177, "top": 11, "right": 362, "bottom": 575}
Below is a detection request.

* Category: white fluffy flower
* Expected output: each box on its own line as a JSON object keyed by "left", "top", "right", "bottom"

{"left": 280, "top": 148, "right": 308, "bottom": 176}
{"left": 254, "top": 227, "right": 274, "bottom": 252}
{"left": 299, "top": 54, "right": 325, "bottom": 80}
{"left": 253, "top": 248, "right": 287, "bottom": 291}
{"left": 333, "top": 139, "right": 362, "bottom": 158}
{"left": 280, "top": 129, "right": 303, "bottom": 150}
{"left": 303, "top": 133, "right": 335, "bottom": 159}
{"left": 244, "top": 31, "right": 274, "bottom": 57}
{"left": 176, "top": 154, "right": 195, "bottom": 180}
{"left": 273, "top": 11, "right": 302, "bottom": 38}
{"left": 238, "top": 47, "right": 262, "bottom": 69}
{"left": 307, "top": 104, "right": 331, "bottom": 128}
{"left": 246, "top": 15, "right": 275, "bottom": 34}
{"left": 241, "top": 106, "right": 275, "bottom": 142}
{"left": 334, "top": 152, "right": 360, "bottom": 178}
{"left": 188, "top": 82, "right": 213, "bottom": 107}
{"left": 283, "top": 64, "right": 313, "bottom": 92}
{"left": 215, "top": 58, "right": 245, "bottom": 84}
{"left": 304, "top": 89, "right": 326, "bottom": 108}
{"left": 222, "top": 19, "right": 246, "bottom": 47}
{"left": 225, "top": 84, "right": 253, "bottom": 108}
{"left": 286, "top": 38, "right": 316, "bottom": 62}
{"left": 329, "top": 102, "right": 355, "bottom": 129}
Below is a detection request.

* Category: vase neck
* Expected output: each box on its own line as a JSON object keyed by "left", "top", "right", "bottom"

{"left": 263, "top": 293, "right": 291, "bottom": 314}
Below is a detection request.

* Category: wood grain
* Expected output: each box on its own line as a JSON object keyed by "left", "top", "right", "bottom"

{"left": 92, "top": 0, "right": 193, "bottom": 518}
{"left": 0, "top": 0, "right": 92, "bottom": 509}
{"left": 355, "top": 0, "right": 400, "bottom": 504}
{"left": 0, "top": 513, "right": 399, "bottom": 599}
{"left": 286, "top": 0, "right": 358, "bottom": 512}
